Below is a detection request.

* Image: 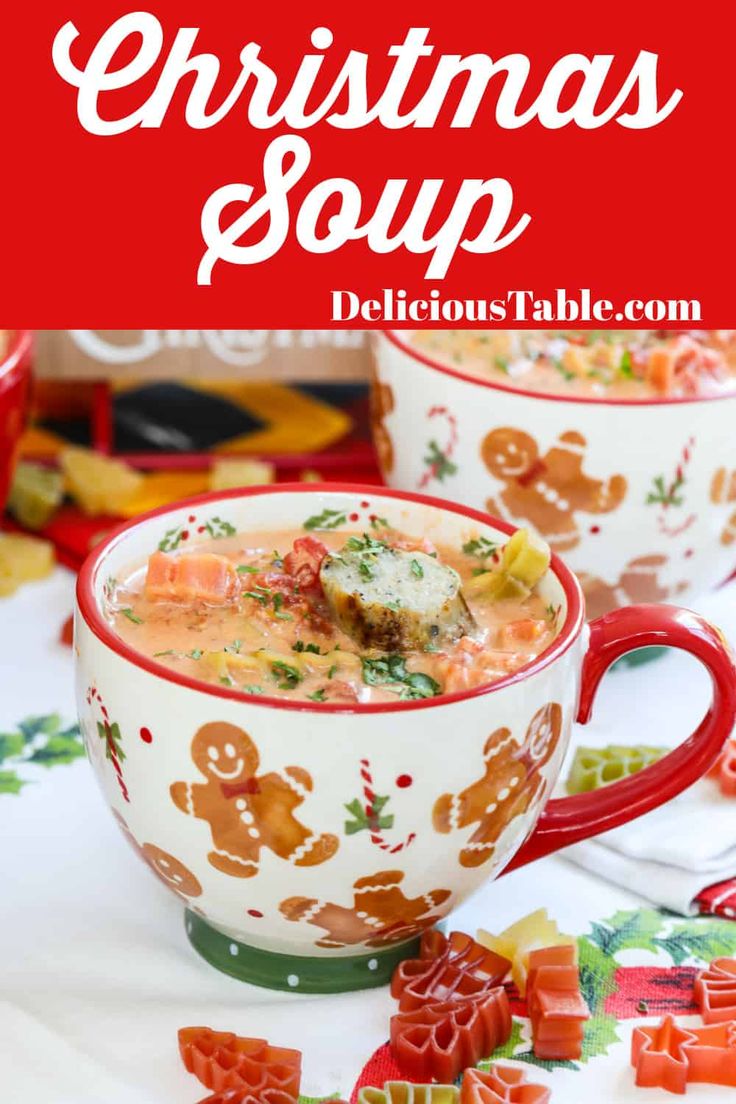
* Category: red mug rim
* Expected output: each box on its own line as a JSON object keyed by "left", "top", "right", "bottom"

{"left": 76, "top": 482, "right": 585, "bottom": 714}
{"left": 381, "top": 329, "right": 736, "bottom": 408}
{"left": 0, "top": 329, "right": 33, "bottom": 396}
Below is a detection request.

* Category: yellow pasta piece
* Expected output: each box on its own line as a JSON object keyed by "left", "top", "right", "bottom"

{"left": 60, "top": 447, "right": 144, "bottom": 516}
{"left": 0, "top": 534, "right": 55, "bottom": 597}
{"left": 477, "top": 908, "right": 575, "bottom": 996}
{"left": 210, "top": 459, "right": 276, "bottom": 491}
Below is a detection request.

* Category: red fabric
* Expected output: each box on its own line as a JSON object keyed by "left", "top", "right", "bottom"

{"left": 695, "top": 878, "right": 736, "bottom": 921}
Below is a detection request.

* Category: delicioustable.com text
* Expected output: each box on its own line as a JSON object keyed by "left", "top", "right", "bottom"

{"left": 331, "top": 288, "right": 702, "bottom": 324}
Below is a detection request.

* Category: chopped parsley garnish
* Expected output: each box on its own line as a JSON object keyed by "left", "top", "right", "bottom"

{"left": 244, "top": 586, "right": 271, "bottom": 605}
{"left": 187, "top": 649, "right": 203, "bottom": 660}
{"left": 236, "top": 564, "right": 259, "bottom": 574}
{"left": 121, "top": 608, "right": 142, "bottom": 624}
{"left": 410, "top": 559, "right": 424, "bottom": 579}
{"left": 271, "top": 660, "right": 303, "bottom": 690}
{"left": 370, "top": 515, "right": 389, "bottom": 530}
{"left": 345, "top": 533, "right": 388, "bottom": 554}
{"left": 546, "top": 603, "right": 557, "bottom": 621}
{"left": 293, "top": 640, "right": 322, "bottom": 654}
{"left": 308, "top": 688, "right": 328, "bottom": 702}
{"left": 360, "top": 654, "right": 441, "bottom": 699}
{"left": 243, "top": 685, "right": 265, "bottom": 695}
{"left": 304, "top": 507, "right": 347, "bottom": 531}
{"left": 462, "top": 536, "right": 498, "bottom": 562}
{"left": 327, "top": 664, "right": 338, "bottom": 679}
{"left": 494, "top": 356, "right": 510, "bottom": 374}
{"left": 153, "top": 649, "right": 176, "bottom": 657}
{"left": 618, "top": 349, "right": 634, "bottom": 378}
{"left": 551, "top": 358, "right": 575, "bottom": 381}
{"left": 359, "top": 561, "right": 374, "bottom": 581}
{"left": 272, "top": 592, "right": 293, "bottom": 620}
{"left": 385, "top": 600, "right": 401, "bottom": 611}
{"left": 219, "top": 676, "right": 233, "bottom": 687}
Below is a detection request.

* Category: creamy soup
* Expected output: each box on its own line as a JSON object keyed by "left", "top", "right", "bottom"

{"left": 111, "top": 524, "right": 558, "bottom": 704}
{"left": 411, "top": 330, "right": 736, "bottom": 399}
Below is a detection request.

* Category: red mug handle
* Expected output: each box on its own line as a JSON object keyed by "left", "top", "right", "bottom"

{"left": 505, "top": 604, "right": 736, "bottom": 872}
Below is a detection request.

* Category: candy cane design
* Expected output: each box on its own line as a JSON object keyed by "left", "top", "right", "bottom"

{"left": 86, "top": 686, "right": 130, "bottom": 803}
{"left": 344, "top": 759, "right": 416, "bottom": 854}
{"left": 646, "top": 436, "right": 697, "bottom": 537}
{"left": 418, "top": 406, "right": 459, "bottom": 490}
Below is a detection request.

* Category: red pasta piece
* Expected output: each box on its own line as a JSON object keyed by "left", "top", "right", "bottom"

{"left": 178, "top": 1027, "right": 301, "bottom": 1096}
{"left": 695, "top": 958, "right": 736, "bottom": 1024}
{"left": 460, "top": 1064, "right": 551, "bottom": 1104}
{"left": 196, "top": 1091, "right": 300, "bottom": 1104}
{"left": 631, "top": 1015, "right": 736, "bottom": 1093}
{"left": 526, "top": 945, "right": 589, "bottom": 1061}
{"left": 390, "top": 989, "right": 512, "bottom": 1082}
{"left": 391, "top": 930, "right": 511, "bottom": 1011}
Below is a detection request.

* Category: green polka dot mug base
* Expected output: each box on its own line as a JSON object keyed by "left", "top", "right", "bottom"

{"left": 185, "top": 909, "right": 420, "bottom": 993}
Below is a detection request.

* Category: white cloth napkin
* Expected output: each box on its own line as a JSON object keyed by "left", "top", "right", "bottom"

{"left": 563, "top": 781, "right": 736, "bottom": 914}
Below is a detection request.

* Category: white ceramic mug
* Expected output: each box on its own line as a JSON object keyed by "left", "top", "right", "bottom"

{"left": 371, "top": 331, "right": 736, "bottom": 617}
{"left": 75, "top": 484, "right": 736, "bottom": 992}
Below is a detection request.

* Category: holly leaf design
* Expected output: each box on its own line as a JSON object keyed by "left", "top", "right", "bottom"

{"left": 653, "top": 917, "right": 736, "bottom": 966}
{"left": 97, "top": 720, "right": 125, "bottom": 762}
{"left": 343, "top": 793, "right": 394, "bottom": 834}
{"left": 588, "top": 908, "right": 663, "bottom": 957}
{"left": 28, "top": 733, "right": 86, "bottom": 768}
{"left": 0, "top": 769, "right": 27, "bottom": 795}
{"left": 0, "top": 731, "right": 25, "bottom": 765}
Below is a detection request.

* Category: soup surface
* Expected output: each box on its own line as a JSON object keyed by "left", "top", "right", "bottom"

{"left": 110, "top": 523, "right": 558, "bottom": 704}
{"left": 411, "top": 330, "right": 736, "bottom": 399}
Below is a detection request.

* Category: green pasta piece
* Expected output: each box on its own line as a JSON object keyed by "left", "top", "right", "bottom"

{"left": 566, "top": 744, "right": 668, "bottom": 794}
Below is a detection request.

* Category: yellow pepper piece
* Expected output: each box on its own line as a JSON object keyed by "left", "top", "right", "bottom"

{"left": 60, "top": 447, "right": 144, "bottom": 517}
{"left": 477, "top": 907, "right": 576, "bottom": 995}
{"left": 502, "top": 528, "right": 551, "bottom": 587}
{"left": 0, "top": 534, "right": 55, "bottom": 597}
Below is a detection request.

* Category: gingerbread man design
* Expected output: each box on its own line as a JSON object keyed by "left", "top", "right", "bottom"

{"left": 370, "top": 372, "right": 396, "bottom": 475}
{"left": 111, "top": 809, "right": 203, "bottom": 899}
{"left": 481, "top": 427, "right": 627, "bottom": 551}
{"left": 170, "top": 722, "right": 339, "bottom": 879}
{"left": 578, "top": 554, "right": 688, "bottom": 620}
{"left": 432, "top": 703, "right": 562, "bottom": 868}
{"left": 280, "top": 870, "right": 451, "bottom": 949}
{"left": 711, "top": 467, "right": 736, "bottom": 546}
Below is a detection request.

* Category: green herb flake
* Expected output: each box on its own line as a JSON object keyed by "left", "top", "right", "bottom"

{"left": 223, "top": 641, "right": 242, "bottom": 655}
{"left": 308, "top": 689, "right": 328, "bottom": 703}
{"left": 304, "top": 508, "right": 347, "bottom": 532}
{"left": 121, "top": 608, "right": 143, "bottom": 624}
{"left": 153, "top": 649, "right": 176, "bottom": 658}
{"left": 271, "top": 660, "right": 303, "bottom": 690}
{"left": 236, "top": 564, "right": 259, "bottom": 574}
{"left": 462, "top": 536, "right": 498, "bottom": 562}
{"left": 359, "top": 561, "right": 374, "bottom": 581}
{"left": 410, "top": 559, "right": 424, "bottom": 579}
{"left": 220, "top": 676, "right": 233, "bottom": 687}
{"left": 360, "top": 654, "right": 441, "bottom": 699}
{"left": 187, "top": 649, "right": 203, "bottom": 660}
{"left": 244, "top": 685, "right": 265, "bottom": 695}
{"left": 370, "top": 515, "right": 389, "bottom": 531}
{"left": 327, "top": 664, "right": 338, "bottom": 679}
{"left": 618, "top": 349, "right": 634, "bottom": 378}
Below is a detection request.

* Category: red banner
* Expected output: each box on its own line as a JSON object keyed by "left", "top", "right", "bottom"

{"left": 0, "top": 1, "right": 732, "bottom": 325}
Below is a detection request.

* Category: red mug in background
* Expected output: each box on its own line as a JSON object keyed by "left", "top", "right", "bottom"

{"left": 0, "top": 330, "right": 33, "bottom": 511}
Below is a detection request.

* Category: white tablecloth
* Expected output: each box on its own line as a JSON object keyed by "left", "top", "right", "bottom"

{"left": 2, "top": 566, "right": 735, "bottom": 1104}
